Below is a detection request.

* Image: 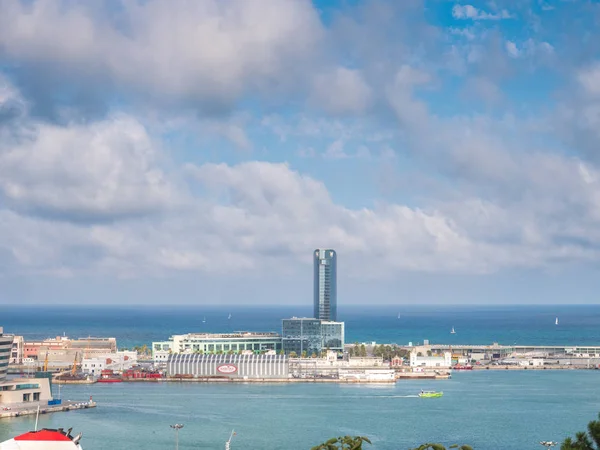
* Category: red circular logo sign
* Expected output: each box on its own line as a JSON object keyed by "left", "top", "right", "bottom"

{"left": 217, "top": 364, "right": 237, "bottom": 374}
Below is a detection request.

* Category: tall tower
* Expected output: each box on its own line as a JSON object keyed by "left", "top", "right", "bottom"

{"left": 313, "top": 249, "right": 337, "bottom": 321}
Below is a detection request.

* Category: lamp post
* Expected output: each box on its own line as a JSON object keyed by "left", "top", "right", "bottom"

{"left": 170, "top": 424, "right": 184, "bottom": 450}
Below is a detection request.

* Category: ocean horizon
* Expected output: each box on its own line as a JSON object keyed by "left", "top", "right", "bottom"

{"left": 2, "top": 304, "right": 599, "bottom": 349}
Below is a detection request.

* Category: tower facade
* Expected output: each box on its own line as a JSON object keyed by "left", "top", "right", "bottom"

{"left": 313, "top": 249, "right": 337, "bottom": 322}
{"left": 0, "top": 327, "right": 11, "bottom": 382}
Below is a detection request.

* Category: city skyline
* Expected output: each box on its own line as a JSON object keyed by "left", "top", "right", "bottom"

{"left": 1, "top": 1, "right": 600, "bottom": 306}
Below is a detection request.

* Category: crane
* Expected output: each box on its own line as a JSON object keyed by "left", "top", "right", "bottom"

{"left": 71, "top": 352, "right": 78, "bottom": 376}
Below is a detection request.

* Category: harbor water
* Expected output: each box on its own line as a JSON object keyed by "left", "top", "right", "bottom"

{"left": 1, "top": 371, "right": 600, "bottom": 449}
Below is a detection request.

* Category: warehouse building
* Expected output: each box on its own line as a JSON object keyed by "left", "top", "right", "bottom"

{"left": 167, "top": 354, "right": 289, "bottom": 379}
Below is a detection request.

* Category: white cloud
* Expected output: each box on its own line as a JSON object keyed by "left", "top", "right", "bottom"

{"left": 0, "top": 0, "right": 324, "bottom": 111}
{"left": 578, "top": 62, "right": 600, "bottom": 97}
{"left": 452, "top": 4, "right": 513, "bottom": 21}
{"left": 505, "top": 41, "right": 520, "bottom": 58}
{"left": 310, "top": 67, "right": 373, "bottom": 115}
{"left": 0, "top": 114, "right": 181, "bottom": 221}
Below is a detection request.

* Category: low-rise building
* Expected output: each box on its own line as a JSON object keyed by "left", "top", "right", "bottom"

{"left": 153, "top": 332, "right": 283, "bottom": 360}
{"left": 82, "top": 351, "right": 137, "bottom": 376}
{"left": 0, "top": 378, "right": 52, "bottom": 404}
{"left": 409, "top": 351, "right": 452, "bottom": 368}
{"left": 167, "top": 354, "right": 289, "bottom": 379}
{"left": 23, "top": 336, "right": 118, "bottom": 361}
{"left": 338, "top": 368, "right": 396, "bottom": 382}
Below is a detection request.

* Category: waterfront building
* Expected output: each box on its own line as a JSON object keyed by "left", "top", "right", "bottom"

{"left": 1, "top": 327, "right": 53, "bottom": 404}
{"left": 82, "top": 351, "right": 137, "bottom": 376}
{"left": 23, "top": 336, "right": 117, "bottom": 360}
{"left": 282, "top": 318, "right": 345, "bottom": 355}
{"left": 10, "top": 336, "right": 23, "bottom": 364}
{"left": 167, "top": 354, "right": 289, "bottom": 379}
{"left": 409, "top": 351, "right": 452, "bottom": 368}
{"left": 0, "top": 377, "right": 52, "bottom": 404}
{"left": 152, "top": 332, "right": 283, "bottom": 360}
{"left": 314, "top": 249, "right": 337, "bottom": 321}
{"left": 0, "top": 328, "right": 11, "bottom": 382}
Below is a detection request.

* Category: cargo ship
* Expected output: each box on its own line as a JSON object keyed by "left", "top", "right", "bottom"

{"left": 0, "top": 428, "right": 83, "bottom": 449}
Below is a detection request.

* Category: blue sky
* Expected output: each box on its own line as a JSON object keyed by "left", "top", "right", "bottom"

{"left": 1, "top": 0, "right": 600, "bottom": 305}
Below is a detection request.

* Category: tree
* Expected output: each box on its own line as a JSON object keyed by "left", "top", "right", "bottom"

{"left": 562, "top": 412, "right": 600, "bottom": 449}
{"left": 412, "top": 445, "right": 473, "bottom": 450}
{"left": 311, "top": 436, "right": 371, "bottom": 450}
{"left": 289, "top": 351, "right": 298, "bottom": 358}
{"left": 302, "top": 351, "right": 308, "bottom": 358}
{"left": 359, "top": 344, "right": 367, "bottom": 357}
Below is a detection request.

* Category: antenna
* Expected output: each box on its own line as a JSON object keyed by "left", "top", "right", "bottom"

{"left": 34, "top": 405, "right": 40, "bottom": 431}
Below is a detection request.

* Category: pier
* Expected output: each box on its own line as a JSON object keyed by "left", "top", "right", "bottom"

{"left": 0, "top": 400, "right": 96, "bottom": 419}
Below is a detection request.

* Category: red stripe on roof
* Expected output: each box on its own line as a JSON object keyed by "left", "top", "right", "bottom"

{"left": 15, "top": 430, "right": 72, "bottom": 441}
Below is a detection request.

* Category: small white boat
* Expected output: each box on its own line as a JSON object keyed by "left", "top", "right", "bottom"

{"left": 0, "top": 428, "right": 83, "bottom": 450}
{"left": 397, "top": 313, "right": 401, "bottom": 319}
{"left": 555, "top": 317, "right": 559, "bottom": 325}
{"left": 450, "top": 327, "right": 456, "bottom": 334}
{"left": 202, "top": 316, "right": 206, "bottom": 323}
{"left": 228, "top": 313, "right": 232, "bottom": 320}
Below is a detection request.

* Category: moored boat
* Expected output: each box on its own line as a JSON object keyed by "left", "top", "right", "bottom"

{"left": 419, "top": 390, "right": 443, "bottom": 398}
{"left": 0, "top": 428, "right": 83, "bottom": 449}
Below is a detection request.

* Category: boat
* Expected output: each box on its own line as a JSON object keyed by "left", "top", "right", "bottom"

{"left": 228, "top": 313, "right": 232, "bottom": 320}
{"left": 555, "top": 317, "right": 559, "bottom": 325}
{"left": 97, "top": 369, "right": 122, "bottom": 383}
{"left": 450, "top": 327, "right": 456, "bottom": 334}
{"left": 453, "top": 364, "right": 473, "bottom": 370}
{"left": 397, "top": 313, "right": 401, "bottom": 319}
{"left": 419, "top": 390, "right": 443, "bottom": 398}
{"left": 0, "top": 428, "right": 83, "bottom": 449}
{"left": 202, "top": 316, "right": 206, "bottom": 323}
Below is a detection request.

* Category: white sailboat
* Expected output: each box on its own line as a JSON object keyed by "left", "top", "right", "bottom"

{"left": 555, "top": 317, "right": 559, "bottom": 325}
{"left": 228, "top": 313, "right": 232, "bottom": 320}
{"left": 202, "top": 316, "right": 206, "bottom": 323}
{"left": 450, "top": 327, "right": 456, "bottom": 334}
{"left": 397, "top": 313, "right": 401, "bottom": 319}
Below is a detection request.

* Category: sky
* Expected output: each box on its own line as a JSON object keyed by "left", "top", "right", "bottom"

{"left": 1, "top": 0, "right": 600, "bottom": 306}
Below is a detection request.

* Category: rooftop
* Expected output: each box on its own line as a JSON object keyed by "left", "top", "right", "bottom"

{"left": 177, "top": 331, "right": 281, "bottom": 340}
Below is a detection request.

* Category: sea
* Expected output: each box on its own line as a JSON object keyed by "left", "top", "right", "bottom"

{"left": 1, "top": 304, "right": 600, "bottom": 449}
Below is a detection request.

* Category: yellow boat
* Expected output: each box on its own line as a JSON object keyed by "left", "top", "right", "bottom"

{"left": 419, "top": 390, "right": 443, "bottom": 398}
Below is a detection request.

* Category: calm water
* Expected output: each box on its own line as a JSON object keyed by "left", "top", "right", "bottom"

{"left": 0, "top": 371, "right": 599, "bottom": 449}
{"left": 1, "top": 304, "right": 599, "bottom": 348}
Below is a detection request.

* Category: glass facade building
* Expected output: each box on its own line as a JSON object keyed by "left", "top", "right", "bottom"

{"left": 282, "top": 318, "right": 344, "bottom": 355}
{"left": 314, "top": 249, "right": 337, "bottom": 321}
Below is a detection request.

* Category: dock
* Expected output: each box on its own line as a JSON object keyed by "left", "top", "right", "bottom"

{"left": 0, "top": 401, "right": 96, "bottom": 419}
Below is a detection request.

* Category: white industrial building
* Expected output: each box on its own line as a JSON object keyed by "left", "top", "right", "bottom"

{"left": 81, "top": 351, "right": 137, "bottom": 376}
{"left": 409, "top": 351, "right": 452, "bottom": 368}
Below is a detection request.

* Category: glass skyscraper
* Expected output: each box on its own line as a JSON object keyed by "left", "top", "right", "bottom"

{"left": 313, "top": 249, "right": 337, "bottom": 322}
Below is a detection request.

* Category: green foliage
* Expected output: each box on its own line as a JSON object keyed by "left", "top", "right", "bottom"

{"left": 562, "top": 413, "right": 600, "bottom": 449}
{"left": 311, "top": 436, "right": 371, "bottom": 450}
{"left": 372, "top": 344, "right": 410, "bottom": 361}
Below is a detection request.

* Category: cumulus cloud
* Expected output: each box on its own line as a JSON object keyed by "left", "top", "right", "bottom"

{"left": 452, "top": 4, "right": 513, "bottom": 21}
{"left": 0, "top": 114, "right": 181, "bottom": 221}
{"left": 0, "top": 0, "right": 324, "bottom": 114}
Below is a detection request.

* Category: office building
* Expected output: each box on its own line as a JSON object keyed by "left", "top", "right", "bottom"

{"left": 0, "top": 327, "right": 11, "bottom": 382}
{"left": 282, "top": 318, "right": 344, "bottom": 356}
{"left": 152, "top": 332, "right": 283, "bottom": 360}
{"left": 314, "top": 249, "right": 337, "bottom": 321}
